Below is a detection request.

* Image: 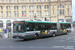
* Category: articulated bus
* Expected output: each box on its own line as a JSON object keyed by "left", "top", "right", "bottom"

{"left": 12, "top": 21, "right": 71, "bottom": 40}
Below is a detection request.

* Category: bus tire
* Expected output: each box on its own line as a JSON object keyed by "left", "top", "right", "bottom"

{"left": 52, "top": 33, "right": 56, "bottom": 37}
{"left": 35, "top": 33, "right": 39, "bottom": 39}
{"left": 65, "top": 32, "right": 68, "bottom": 34}
{"left": 0, "top": 35, "right": 2, "bottom": 38}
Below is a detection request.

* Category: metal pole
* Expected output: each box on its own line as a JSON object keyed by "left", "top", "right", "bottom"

{"left": 57, "top": 1, "right": 60, "bottom": 34}
{"left": 71, "top": 13, "right": 73, "bottom": 31}
{"left": 50, "top": 0, "right": 51, "bottom": 22}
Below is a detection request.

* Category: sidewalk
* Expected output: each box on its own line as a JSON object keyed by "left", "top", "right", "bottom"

{"left": 0, "top": 38, "right": 12, "bottom": 40}
{"left": 71, "top": 27, "right": 75, "bottom": 31}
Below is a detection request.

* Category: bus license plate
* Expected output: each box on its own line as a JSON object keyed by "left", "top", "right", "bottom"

{"left": 16, "top": 37, "right": 19, "bottom": 39}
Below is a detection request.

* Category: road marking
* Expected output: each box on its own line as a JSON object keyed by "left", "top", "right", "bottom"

{"left": 66, "top": 36, "right": 75, "bottom": 40}
{"left": 73, "top": 38, "right": 75, "bottom": 40}
{"left": 69, "top": 41, "right": 75, "bottom": 42}
{"left": 54, "top": 35, "right": 67, "bottom": 39}
{"left": 57, "top": 40, "right": 65, "bottom": 42}
{"left": 60, "top": 35, "right": 72, "bottom": 39}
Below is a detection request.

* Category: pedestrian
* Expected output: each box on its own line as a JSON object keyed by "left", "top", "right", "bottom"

{"left": 4, "top": 28, "right": 8, "bottom": 38}
{"left": 8, "top": 27, "right": 11, "bottom": 38}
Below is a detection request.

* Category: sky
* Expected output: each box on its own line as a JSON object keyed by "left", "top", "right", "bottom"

{"left": 72, "top": 0, "right": 75, "bottom": 21}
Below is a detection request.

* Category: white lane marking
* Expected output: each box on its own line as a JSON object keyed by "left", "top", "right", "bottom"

{"left": 54, "top": 35, "right": 68, "bottom": 39}
{"left": 66, "top": 36, "right": 75, "bottom": 40}
{"left": 60, "top": 35, "right": 73, "bottom": 39}
{"left": 57, "top": 40, "right": 65, "bottom": 42}
{"left": 54, "top": 34, "right": 72, "bottom": 39}
{"left": 69, "top": 41, "right": 75, "bottom": 42}
{"left": 0, "top": 46, "right": 52, "bottom": 48}
{"left": 73, "top": 38, "right": 75, "bottom": 40}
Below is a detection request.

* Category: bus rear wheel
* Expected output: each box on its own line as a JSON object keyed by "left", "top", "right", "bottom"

{"left": 35, "top": 34, "right": 39, "bottom": 39}
{"left": 53, "top": 33, "right": 56, "bottom": 37}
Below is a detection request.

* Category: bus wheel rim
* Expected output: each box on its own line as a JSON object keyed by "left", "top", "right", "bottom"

{"left": 53, "top": 34, "right": 55, "bottom": 37}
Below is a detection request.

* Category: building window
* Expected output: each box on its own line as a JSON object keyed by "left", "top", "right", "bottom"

{"left": 24, "top": 6, "right": 26, "bottom": 10}
{"left": 44, "top": 11, "right": 46, "bottom": 16}
{"left": 9, "top": 6, "right": 11, "bottom": 10}
{"left": 22, "top": 11, "right": 26, "bottom": 17}
{"left": 14, "top": 0, "right": 15, "bottom": 2}
{"left": 17, "top": 0, "right": 19, "bottom": 2}
{"left": 57, "top": 4, "right": 64, "bottom": 8}
{"left": 22, "top": 6, "right": 23, "bottom": 10}
{"left": 29, "top": 0, "right": 30, "bottom": 2}
{"left": 57, "top": 0, "right": 60, "bottom": 1}
{"left": 47, "top": 0, "right": 49, "bottom": 2}
{"left": 29, "top": 11, "right": 34, "bottom": 16}
{"left": 29, "top": 6, "right": 31, "bottom": 9}
{"left": 32, "top": 6, "right": 33, "bottom": 9}
{"left": 60, "top": 10, "right": 61, "bottom": 15}
{"left": 32, "top": 0, "right": 34, "bottom": 2}
{"left": 40, "top": 0, "right": 41, "bottom": 2}
{"left": 47, "top": 5, "right": 49, "bottom": 9}
{"left": 29, "top": 6, "right": 34, "bottom": 10}
{"left": 37, "top": 5, "right": 41, "bottom": 9}
{"left": 14, "top": 11, "right": 16, "bottom": 16}
{"left": 6, "top": 6, "right": 11, "bottom": 10}
{"left": 67, "top": 5, "right": 69, "bottom": 8}
{"left": 57, "top": 10, "right": 59, "bottom": 16}
{"left": 37, "top": 11, "right": 41, "bottom": 16}
{"left": 1, "top": 6, "right": 3, "bottom": 10}
{"left": 8, "top": 11, "right": 10, "bottom": 16}
{"left": 47, "top": 11, "right": 49, "bottom": 15}
{"left": 6, "top": 0, "right": 7, "bottom": 2}
{"left": 17, "top": 11, "right": 18, "bottom": 16}
{"left": 6, "top": 6, "right": 8, "bottom": 10}
{"left": 58, "top": 9, "right": 64, "bottom": 15}
{"left": 44, "top": 0, "right": 46, "bottom": 2}
{"left": 44, "top": 11, "right": 49, "bottom": 16}
{"left": 14, "top": 6, "right": 16, "bottom": 10}
{"left": 37, "top": 0, "right": 38, "bottom": 2}
{"left": 58, "top": 19, "right": 64, "bottom": 22}
{"left": 1, "top": 0, "right": 3, "bottom": 2}
{"left": 22, "top": 6, "right": 26, "bottom": 10}
{"left": 9, "top": 0, "right": 11, "bottom": 2}
{"left": 1, "top": 11, "right": 3, "bottom": 17}
{"left": 0, "top": 20, "right": 3, "bottom": 27}
{"left": 17, "top": 6, "right": 18, "bottom": 10}
{"left": 44, "top": 5, "right": 46, "bottom": 9}
{"left": 6, "top": 11, "right": 8, "bottom": 16}
{"left": 67, "top": 9, "right": 69, "bottom": 16}
{"left": 44, "top": 5, "right": 49, "bottom": 9}
{"left": 32, "top": 11, "right": 34, "bottom": 15}
{"left": 57, "top": 5, "right": 59, "bottom": 8}
{"left": 53, "top": 6, "right": 54, "bottom": 9}
{"left": 29, "top": 11, "right": 31, "bottom": 16}
{"left": 24, "top": 11, "right": 26, "bottom": 16}
{"left": 53, "top": 10, "right": 54, "bottom": 15}
{"left": 63, "top": 9, "right": 64, "bottom": 15}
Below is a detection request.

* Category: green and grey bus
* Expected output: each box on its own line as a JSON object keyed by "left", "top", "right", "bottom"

{"left": 12, "top": 21, "right": 71, "bottom": 40}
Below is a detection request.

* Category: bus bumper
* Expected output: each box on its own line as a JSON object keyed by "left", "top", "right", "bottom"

{"left": 13, "top": 36, "right": 25, "bottom": 39}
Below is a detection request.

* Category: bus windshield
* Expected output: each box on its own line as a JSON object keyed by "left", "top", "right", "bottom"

{"left": 13, "top": 21, "right": 25, "bottom": 33}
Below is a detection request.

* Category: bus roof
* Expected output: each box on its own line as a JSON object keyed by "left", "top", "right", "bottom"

{"left": 25, "top": 21, "right": 57, "bottom": 23}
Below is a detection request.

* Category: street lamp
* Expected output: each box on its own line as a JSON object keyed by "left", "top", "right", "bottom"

{"left": 34, "top": 14, "right": 37, "bottom": 20}
{"left": 49, "top": 0, "right": 51, "bottom": 22}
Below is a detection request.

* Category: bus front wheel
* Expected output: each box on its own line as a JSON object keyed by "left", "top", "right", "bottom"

{"left": 35, "top": 34, "right": 39, "bottom": 39}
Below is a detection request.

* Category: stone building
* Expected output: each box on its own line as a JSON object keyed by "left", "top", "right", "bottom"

{"left": 0, "top": 0, "right": 72, "bottom": 29}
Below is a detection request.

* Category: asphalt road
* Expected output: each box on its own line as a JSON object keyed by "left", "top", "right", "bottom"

{"left": 0, "top": 31, "right": 75, "bottom": 50}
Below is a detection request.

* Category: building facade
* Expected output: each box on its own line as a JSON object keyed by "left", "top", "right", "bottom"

{"left": 0, "top": 0, "right": 72, "bottom": 29}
